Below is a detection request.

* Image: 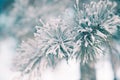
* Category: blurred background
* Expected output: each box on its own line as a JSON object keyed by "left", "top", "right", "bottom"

{"left": 0, "top": 0, "right": 120, "bottom": 80}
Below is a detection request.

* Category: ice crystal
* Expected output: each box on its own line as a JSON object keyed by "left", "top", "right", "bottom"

{"left": 34, "top": 19, "right": 74, "bottom": 63}
{"left": 13, "top": 0, "right": 120, "bottom": 79}
{"left": 13, "top": 18, "right": 75, "bottom": 79}
{"left": 73, "top": 0, "right": 120, "bottom": 63}
{"left": 13, "top": 39, "right": 43, "bottom": 73}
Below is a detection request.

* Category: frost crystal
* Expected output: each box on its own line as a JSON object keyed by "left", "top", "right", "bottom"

{"left": 13, "top": 0, "right": 120, "bottom": 79}
{"left": 73, "top": 0, "right": 120, "bottom": 63}
{"left": 14, "top": 39, "right": 43, "bottom": 73}
{"left": 34, "top": 18, "right": 74, "bottom": 64}
{"left": 13, "top": 18, "right": 74, "bottom": 79}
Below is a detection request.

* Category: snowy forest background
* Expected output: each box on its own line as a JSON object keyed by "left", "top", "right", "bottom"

{"left": 0, "top": 0, "right": 120, "bottom": 80}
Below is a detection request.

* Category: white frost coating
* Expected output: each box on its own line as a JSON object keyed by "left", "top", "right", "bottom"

{"left": 72, "top": 0, "right": 120, "bottom": 63}
{"left": 13, "top": 18, "right": 75, "bottom": 80}
{"left": 13, "top": 0, "right": 120, "bottom": 79}
{"left": 102, "top": 16, "right": 120, "bottom": 34}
